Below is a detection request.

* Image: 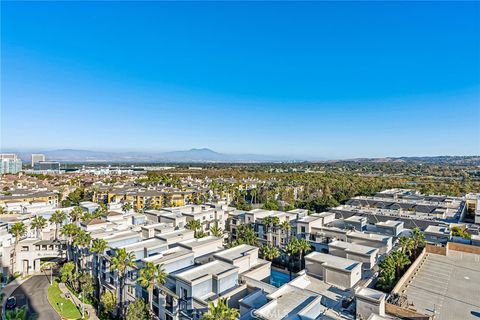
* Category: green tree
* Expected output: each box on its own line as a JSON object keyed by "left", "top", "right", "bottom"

{"left": 297, "top": 238, "right": 311, "bottom": 270}
{"left": 398, "top": 236, "right": 414, "bottom": 258}
{"left": 201, "top": 297, "right": 239, "bottom": 320}
{"left": 69, "top": 206, "right": 84, "bottom": 225}
{"left": 5, "top": 305, "right": 27, "bottom": 320}
{"left": 30, "top": 216, "right": 47, "bottom": 238}
{"left": 185, "top": 219, "right": 202, "bottom": 238}
{"left": 410, "top": 228, "right": 426, "bottom": 256}
{"left": 259, "top": 244, "right": 280, "bottom": 261}
{"left": 125, "top": 298, "right": 150, "bottom": 320}
{"left": 100, "top": 290, "right": 116, "bottom": 318}
{"left": 60, "top": 262, "right": 75, "bottom": 285}
{"left": 110, "top": 248, "right": 136, "bottom": 318}
{"left": 122, "top": 202, "right": 132, "bottom": 214}
{"left": 8, "top": 222, "right": 27, "bottom": 273}
{"left": 284, "top": 237, "right": 299, "bottom": 280}
{"left": 60, "top": 223, "right": 80, "bottom": 261}
{"left": 91, "top": 238, "right": 108, "bottom": 301}
{"left": 137, "top": 262, "right": 167, "bottom": 311}
{"left": 209, "top": 223, "right": 224, "bottom": 238}
{"left": 50, "top": 210, "right": 66, "bottom": 240}
{"left": 280, "top": 220, "right": 291, "bottom": 242}
{"left": 262, "top": 200, "right": 279, "bottom": 210}
{"left": 230, "top": 225, "right": 257, "bottom": 247}
{"left": 73, "top": 230, "right": 92, "bottom": 271}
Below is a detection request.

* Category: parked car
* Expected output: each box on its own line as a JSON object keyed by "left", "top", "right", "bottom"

{"left": 5, "top": 296, "right": 16, "bottom": 310}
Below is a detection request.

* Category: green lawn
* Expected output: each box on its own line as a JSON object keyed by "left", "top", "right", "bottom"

{"left": 47, "top": 281, "right": 82, "bottom": 319}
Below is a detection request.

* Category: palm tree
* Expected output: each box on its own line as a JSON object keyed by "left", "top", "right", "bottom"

{"left": 40, "top": 261, "right": 57, "bottom": 284}
{"left": 122, "top": 202, "right": 132, "bottom": 214}
{"left": 209, "top": 223, "right": 224, "bottom": 238}
{"left": 297, "top": 238, "right": 311, "bottom": 270}
{"left": 186, "top": 219, "right": 202, "bottom": 238}
{"left": 391, "top": 250, "right": 410, "bottom": 278}
{"left": 110, "top": 248, "right": 136, "bottom": 318}
{"left": 69, "top": 206, "right": 84, "bottom": 225}
{"left": 61, "top": 223, "right": 79, "bottom": 261}
{"left": 5, "top": 305, "right": 27, "bottom": 320}
{"left": 398, "top": 236, "right": 414, "bottom": 258}
{"left": 50, "top": 210, "right": 66, "bottom": 240}
{"left": 8, "top": 222, "right": 27, "bottom": 274}
{"left": 250, "top": 188, "right": 257, "bottom": 204}
{"left": 284, "top": 237, "right": 299, "bottom": 280}
{"left": 280, "top": 220, "right": 291, "bottom": 243}
{"left": 201, "top": 297, "right": 239, "bottom": 320}
{"left": 259, "top": 244, "right": 280, "bottom": 261}
{"left": 73, "top": 229, "right": 92, "bottom": 271}
{"left": 410, "top": 228, "right": 426, "bottom": 257}
{"left": 30, "top": 216, "right": 47, "bottom": 238}
{"left": 0, "top": 206, "right": 7, "bottom": 215}
{"left": 91, "top": 239, "right": 108, "bottom": 303}
{"left": 137, "top": 262, "right": 167, "bottom": 312}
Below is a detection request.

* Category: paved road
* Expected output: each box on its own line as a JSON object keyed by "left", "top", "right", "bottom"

{"left": 10, "top": 275, "right": 60, "bottom": 320}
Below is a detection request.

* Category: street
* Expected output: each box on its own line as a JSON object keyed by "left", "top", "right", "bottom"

{"left": 9, "top": 275, "right": 60, "bottom": 320}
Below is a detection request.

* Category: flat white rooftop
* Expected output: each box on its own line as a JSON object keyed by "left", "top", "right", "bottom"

{"left": 329, "top": 240, "right": 379, "bottom": 255}
{"left": 305, "top": 252, "right": 361, "bottom": 271}
{"left": 175, "top": 260, "right": 238, "bottom": 283}
{"left": 213, "top": 244, "right": 257, "bottom": 262}
{"left": 177, "top": 236, "right": 222, "bottom": 249}
{"left": 143, "top": 246, "right": 193, "bottom": 264}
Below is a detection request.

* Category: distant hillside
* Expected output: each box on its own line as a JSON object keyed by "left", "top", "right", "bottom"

{"left": 11, "top": 148, "right": 301, "bottom": 163}
{"left": 344, "top": 156, "right": 480, "bottom": 165}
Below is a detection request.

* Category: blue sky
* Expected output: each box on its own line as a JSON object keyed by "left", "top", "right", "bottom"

{"left": 1, "top": 1, "right": 479, "bottom": 159}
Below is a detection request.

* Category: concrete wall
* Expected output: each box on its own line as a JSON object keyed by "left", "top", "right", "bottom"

{"left": 385, "top": 303, "right": 431, "bottom": 320}
{"left": 448, "top": 242, "right": 480, "bottom": 254}
{"left": 392, "top": 248, "right": 426, "bottom": 294}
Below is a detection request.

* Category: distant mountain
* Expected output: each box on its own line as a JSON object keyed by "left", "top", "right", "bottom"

{"left": 343, "top": 155, "right": 480, "bottom": 165}
{"left": 11, "top": 148, "right": 302, "bottom": 163}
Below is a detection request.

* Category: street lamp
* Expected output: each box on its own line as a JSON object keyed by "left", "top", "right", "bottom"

{"left": 79, "top": 291, "right": 85, "bottom": 319}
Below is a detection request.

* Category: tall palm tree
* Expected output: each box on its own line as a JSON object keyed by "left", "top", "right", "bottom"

{"left": 390, "top": 250, "right": 410, "bottom": 279}
{"left": 91, "top": 239, "right": 108, "bottom": 302}
{"left": 0, "top": 206, "right": 7, "bottom": 215}
{"left": 398, "top": 236, "right": 414, "bottom": 258}
{"left": 50, "top": 210, "right": 66, "bottom": 240}
{"left": 250, "top": 188, "right": 257, "bottom": 204}
{"left": 280, "top": 220, "right": 291, "bottom": 243}
{"left": 8, "top": 222, "right": 27, "bottom": 274}
{"left": 30, "top": 216, "right": 47, "bottom": 238}
{"left": 186, "top": 219, "right": 202, "bottom": 238}
{"left": 73, "top": 229, "right": 92, "bottom": 272}
{"left": 297, "top": 238, "right": 311, "bottom": 270}
{"left": 410, "top": 228, "right": 426, "bottom": 257}
{"left": 110, "top": 248, "right": 136, "bottom": 318}
{"left": 201, "top": 297, "right": 239, "bottom": 320}
{"left": 69, "top": 206, "right": 84, "bottom": 225}
{"left": 284, "top": 237, "right": 299, "bottom": 280}
{"left": 137, "top": 262, "right": 167, "bottom": 312}
{"left": 60, "top": 223, "right": 79, "bottom": 261}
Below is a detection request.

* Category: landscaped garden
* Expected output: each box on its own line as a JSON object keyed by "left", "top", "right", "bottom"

{"left": 47, "top": 279, "right": 82, "bottom": 319}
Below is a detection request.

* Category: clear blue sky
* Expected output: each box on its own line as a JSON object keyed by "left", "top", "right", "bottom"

{"left": 1, "top": 1, "right": 479, "bottom": 159}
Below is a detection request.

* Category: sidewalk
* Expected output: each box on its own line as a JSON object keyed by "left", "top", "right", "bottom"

{"left": 57, "top": 282, "right": 99, "bottom": 320}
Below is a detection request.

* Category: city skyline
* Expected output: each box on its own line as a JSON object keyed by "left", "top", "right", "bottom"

{"left": 2, "top": 1, "right": 479, "bottom": 158}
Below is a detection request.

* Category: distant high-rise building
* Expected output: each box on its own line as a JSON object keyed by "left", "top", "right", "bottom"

{"left": 0, "top": 154, "right": 17, "bottom": 160}
{"left": 31, "top": 154, "right": 46, "bottom": 166}
{"left": 33, "top": 161, "right": 61, "bottom": 172}
{"left": 0, "top": 155, "right": 22, "bottom": 174}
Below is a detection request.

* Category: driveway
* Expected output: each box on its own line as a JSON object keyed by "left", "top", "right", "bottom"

{"left": 9, "top": 275, "right": 60, "bottom": 320}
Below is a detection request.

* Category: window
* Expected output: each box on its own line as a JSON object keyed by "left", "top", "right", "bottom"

{"left": 182, "top": 288, "right": 188, "bottom": 299}
{"left": 301, "top": 226, "right": 306, "bottom": 233}
{"left": 21, "top": 246, "right": 29, "bottom": 252}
